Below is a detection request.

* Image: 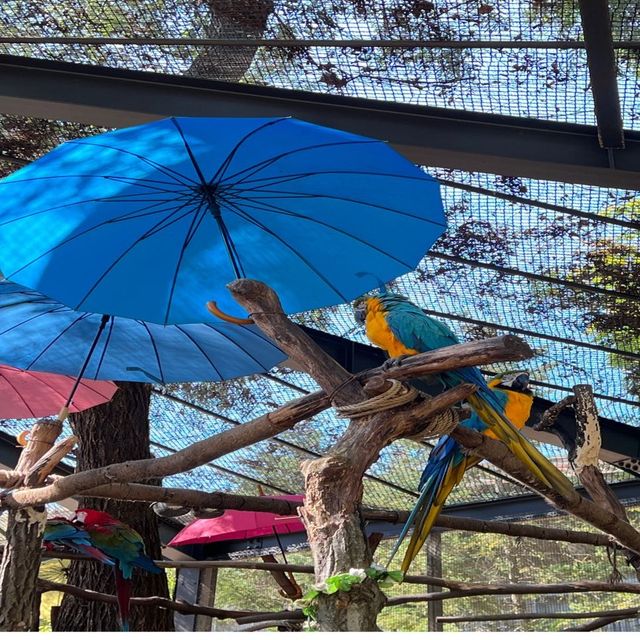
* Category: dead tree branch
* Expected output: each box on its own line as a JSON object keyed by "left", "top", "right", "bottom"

{"left": 37, "top": 579, "right": 261, "bottom": 620}
{"left": 386, "top": 579, "right": 640, "bottom": 605}
{"left": 0, "top": 419, "right": 62, "bottom": 631}
{"left": 438, "top": 607, "right": 640, "bottom": 623}
{"left": 564, "top": 614, "right": 637, "bottom": 632}
{"left": 75, "top": 484, "right": 613, "bottom": 547}
{"left": 0, "top": 333, "right": 530, "bottom": 510}
{"left": 450, "top": 425, "right": 640, "bottom": 556}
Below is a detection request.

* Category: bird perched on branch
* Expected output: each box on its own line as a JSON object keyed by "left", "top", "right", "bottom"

{"left": 43, "top": 516, "right": 115, "bottom": 565}
{"left": 353, "top": 290, "right": 573, "bottom": 568}
{"left": 75, "top": 508, "right": 164, "bottom": 632}
{"left": 391, "top": 372, "right": 534, "bottom": 571}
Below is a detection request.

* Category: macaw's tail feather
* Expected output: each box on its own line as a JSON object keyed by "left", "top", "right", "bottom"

{"left": 69, "top": 542, "right": 115, "bottom": 566}
{"left": 114, "top": 566, "right": 132, "bottom": 632}
{"left": 132, "top": 554, "right": 163, "bottom": 575}
{"left": 386, "top": 436, "right": 474, "bottom": 573}
{"left": 400, "top": 457, "right": 472, "bottom": 573}
{"left": 467, "top": 389, "right": 574, "bottom": 495}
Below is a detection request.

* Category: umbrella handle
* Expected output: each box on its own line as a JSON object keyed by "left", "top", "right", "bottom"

{"left": 206, "top": 301, "right": 254, "bottom": 325}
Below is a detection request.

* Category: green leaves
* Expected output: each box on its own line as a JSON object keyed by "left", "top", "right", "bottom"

{"left": 299, "top": 565, "right": 404, "bottom": 621}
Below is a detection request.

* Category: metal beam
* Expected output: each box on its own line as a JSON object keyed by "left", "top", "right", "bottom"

{"left": 1, "top": 55, "right": 639, "bottom": 189}
{"left": 3, "top": 36, "right": 640, "bottom": 49}
{"left": 578, "top": 0, "right": 625, "bottom": 150}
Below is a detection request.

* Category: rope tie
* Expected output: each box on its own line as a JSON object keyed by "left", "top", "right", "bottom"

{"left": 335, "top": 380, "right": 420, "bottom": 418}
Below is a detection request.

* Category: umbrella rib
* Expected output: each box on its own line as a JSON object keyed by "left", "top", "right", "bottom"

{"left": 0, "top": 369, "right": 37, "bottom": 417}
{"left": 93, "top": 316, "right": 116, "bottom": 380}
{"left": 170, "top": 118, "right": 209, "bottom": 185}
{"left": 226, "top": 194, "right": 416, "bottom": 270}
{"left": 220, "top": 140, "right": 383, "bottom": 187}
{"left": 204, "top": 324, "right": 278, "bottom": 372}
{"left": 172, "top": 326, "right": 224, "bottom": 380}
{"left": 210, "top": 322, "right": 290, "bottom": 353}
{"left": 71, "top": 197, "right": 203, "bottom": 311}
{"left": 5, "top": 197, "right": 200, "bottom": 280}
{"left": 24, "top": 313, "right": 91, "bottom": 370}
{"left": 21, "top": 370, "right": 72, "bottom": 407}
{"left": 0, "top": 190, "right": 193, "bottom": 229}
{"left": 209, "top": 117, "right": 291, "bottom": 186}
{"left": 229, "top": 188, "right": 447, "bottom": 227}
{"left": 0, "top": 303, "right": 65, "bottom": 337}
{"left": 224, "top": 169, "right": 439, "bottom": 189}
{"left": 163, "top": 199, "right": 209, "bottom": 325}
{"left": 66, "top": 140, "right": 199, "bottom": 188}
{"left": 217, "top": 197, "right": 350, "bottom": 305}
{"left": 137, "top": 321, "right": 165, "bottom": 384}
{"left": 75, "top": 378, "right": 114, "bottom": 403}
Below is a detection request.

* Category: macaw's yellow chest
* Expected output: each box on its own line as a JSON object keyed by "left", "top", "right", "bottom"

{"left": 503, "top": 391, "right": 534, "bottom": 430}
{"left": 365, "top": 300, "right": 419, "bottom": 359}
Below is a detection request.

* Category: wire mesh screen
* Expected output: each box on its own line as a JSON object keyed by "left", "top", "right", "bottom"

{"left": 202, "top": 508, "right": 640, "bottom": 632}
{"left": 1, "top": 1, "right": 639, "bottom": 129}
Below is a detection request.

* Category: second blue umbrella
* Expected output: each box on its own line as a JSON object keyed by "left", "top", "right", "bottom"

{"left": 0, "top": 281, "right": 285, "bottom": 384}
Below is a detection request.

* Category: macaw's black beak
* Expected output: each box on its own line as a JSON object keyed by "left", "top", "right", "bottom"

{"left": 354, "top": 306, "right": 367, "bottom": 325}
{"left": 511, "top": 372, "right": 530, "bottom": 391}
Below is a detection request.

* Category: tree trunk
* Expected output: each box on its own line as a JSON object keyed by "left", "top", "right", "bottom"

{"left": 0, "top": 419, "right": 62, "bottom": 631}
{"left": 186, "top": 0, "right": 274, "bottom": 80}
{"left": 54, "top": 383, "right": 173, "bottom": 632}
{"left": 0, "top": 508, "right": 47, "bottom": 631}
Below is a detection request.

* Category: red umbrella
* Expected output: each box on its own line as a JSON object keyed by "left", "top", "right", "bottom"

{"left": 0, "top": 364, "right": 117, "bottom": 420}
{"left": 169, "top": 495, "right": 305, "bottom": 547}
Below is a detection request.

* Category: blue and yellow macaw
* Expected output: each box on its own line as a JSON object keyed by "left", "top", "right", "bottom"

{"left": 353, "top": 291, "right": 573, "bottom": 568}
{"left": 390, "top": 372, "right": 534, "bottom": 571}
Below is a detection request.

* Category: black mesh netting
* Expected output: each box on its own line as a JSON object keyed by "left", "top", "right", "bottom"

{"left": 1, "top": 1, "right": 639, "bottom": 127}
{"left": 1, "top": 6, "right": 640, "bottom": 629}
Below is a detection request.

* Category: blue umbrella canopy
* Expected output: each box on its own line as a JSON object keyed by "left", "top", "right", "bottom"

{"left": 0, "top": 281, "right": 285, "bottom": 383}
{"left": 0, "top": 117, "right": 445, "bottom": 324}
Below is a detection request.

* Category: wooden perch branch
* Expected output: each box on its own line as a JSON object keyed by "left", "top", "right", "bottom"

{"left": 82, "top": 484, "right": 613, "bottom": 547}
{"left": 385, "top": 579, "right": 640, "bottom": 605}
{"left": 36, "top": 579, "right": 274, "bottom": 621}
{"left": 564, "top": 614, "right": 636, "bottom": 632}
{"left": 0, "top": 391, "right": 329, "bottom": 509}
{"left": 0, "top": 332, "right": 531, "bottom": 509}
{"left": 450, "top": 424, "right": 640, "bottom": 556}
{"left": 0, "top": 419, "right": 62, "bottom": 630}
{"left": 437, "top": 607, "right": 640, "bottom": 624}
{"left": 25, "top": 435, "right": 77, "bottom": 486}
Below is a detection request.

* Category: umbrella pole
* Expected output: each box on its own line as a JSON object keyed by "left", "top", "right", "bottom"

{"left": 58, "top": 314, "right": 110, "bottom": 421}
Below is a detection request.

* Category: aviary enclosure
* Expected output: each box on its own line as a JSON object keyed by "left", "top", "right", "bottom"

{"left": 0, "top": 0, "right": 639, "bottom": 633}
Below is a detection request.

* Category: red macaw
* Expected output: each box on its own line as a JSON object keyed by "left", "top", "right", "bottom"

{"left": 43, "top": 516, "right": 115, "bottom": 565}
{"left": 75, "top": 508, "right": 163, "bottom": 632}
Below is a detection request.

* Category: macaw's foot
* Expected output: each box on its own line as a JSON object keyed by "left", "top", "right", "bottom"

{"left": 382, "top": 355, "right": 409, "bottom": 371}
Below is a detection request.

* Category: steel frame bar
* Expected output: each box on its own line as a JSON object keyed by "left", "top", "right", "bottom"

{"left": 578, "top": 0, "right": 625, "bottom": 150}
{"left": 0, "top": 55, "right": 638, "bottom": 189}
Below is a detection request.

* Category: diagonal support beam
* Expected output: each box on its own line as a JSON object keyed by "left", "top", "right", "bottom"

{"left": 578, "top": 0, "right": 625, "bottom": 151}
{"left": 0, "top": 55, "right": 639, "bottom": 189}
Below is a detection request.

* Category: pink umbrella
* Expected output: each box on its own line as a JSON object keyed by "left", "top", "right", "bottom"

{"left": 169, "top": 495, "right": 305, "bottom": 547}
{"left": 0, "top": 364, "right": 117, "bottom": 420}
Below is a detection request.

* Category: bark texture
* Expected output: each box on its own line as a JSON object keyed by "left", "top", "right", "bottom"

{"left": 228, "top": 279, "right": 490, "bottom": 631}
{"left": 0, "top": 508, "right": 47, "bottom": 631}
{"left": 0, "top": 419, "right": 61, "bottom": 631}
{"left": 186, "top": 0, "right": 274, "bottom": 80}
{"left": 54, "top": 383, "right": 173, "bottom": 632}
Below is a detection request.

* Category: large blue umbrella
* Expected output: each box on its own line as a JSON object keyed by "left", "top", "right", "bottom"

{"left": 0, "top": 117, "right": 445, "bottom": 325}
{"left": 0, "top": 281, "right": 285, "bottom": 384}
